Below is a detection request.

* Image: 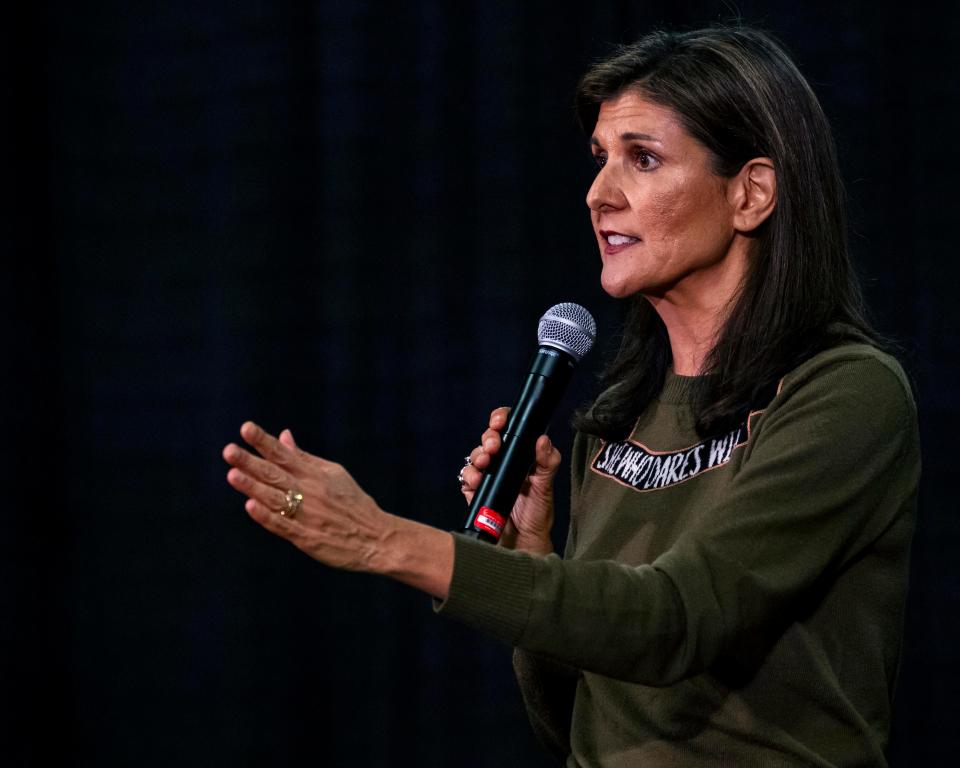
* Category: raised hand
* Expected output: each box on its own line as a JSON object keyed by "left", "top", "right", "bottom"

{"left": 223, "top": 422, "right": 454, "bottom": 596}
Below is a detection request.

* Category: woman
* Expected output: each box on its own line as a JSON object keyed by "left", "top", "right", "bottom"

{"left": 223, "top": 26, "right": 919, "bottom": 767}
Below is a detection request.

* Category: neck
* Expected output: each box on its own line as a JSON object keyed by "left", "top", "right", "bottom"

{"left": 645, "top": 241, "right": 749, "bottom": 376}
{"left": 649, "top": 299, "right": 721, "bottom": 375}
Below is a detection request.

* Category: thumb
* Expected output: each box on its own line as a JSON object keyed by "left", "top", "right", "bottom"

{"left": 532, "top": 435, "right": 561, "bottom": 477}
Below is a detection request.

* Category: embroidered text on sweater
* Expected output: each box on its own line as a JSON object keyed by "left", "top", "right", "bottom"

{"left": 590, "top": 416, "right": 759, "bottom": 492}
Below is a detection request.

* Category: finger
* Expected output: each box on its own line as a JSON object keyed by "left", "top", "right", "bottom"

{"left": 469, "top": 445, "right": 491, "bottom": 470}
{"left": 227, "top": 467, "right": 290, "bottom": 512}
{"left": 279, "top": 428, "right": 314, "bottom": 463}
{"left": 489, "top": 407, "right": 510, "bottom": 429}
{"left": 460, "top": 463, "right": 484, "bottom": 492}
{"left": 244, "top": 497, "right": 300, "bottom": 539}
{"left": 481, "top": 428, "right": 501, "bottom": 455}
{"left": 240, "top": 421, "right": 298, "bottom": 468}
{"left": 222, "top": 443, "right": 294, "bottom": 490}
{"left": 279, "top": 428, "right": 298, "bottom": 451}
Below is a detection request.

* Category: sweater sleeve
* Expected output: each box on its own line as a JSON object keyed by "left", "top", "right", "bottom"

{"left": 435, "top": 354, "right": 920, "bottom": 685}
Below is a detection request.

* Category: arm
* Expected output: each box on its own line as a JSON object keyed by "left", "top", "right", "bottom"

{"left": 222, "top": 404, "right": 565, "bottom": 599}
{"left": 224, "top": 352, "right": 918, "bottom": 685}
{"left": 223, "top": 400, "right": 565, "bottom": 597}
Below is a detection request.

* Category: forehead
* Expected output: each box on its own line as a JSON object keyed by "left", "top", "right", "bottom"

{"left": 592, "top": 91, "right": 686, "bottom": 142}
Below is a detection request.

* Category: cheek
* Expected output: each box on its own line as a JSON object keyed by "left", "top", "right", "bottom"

{"left": 649, "top": 180, "right": 685, "bottom": 217}
{"left": 643, "top": 183, "right": 694, "bottom": 249}
{"left": 650, "top": 178, "right": 730, "bottom": 253}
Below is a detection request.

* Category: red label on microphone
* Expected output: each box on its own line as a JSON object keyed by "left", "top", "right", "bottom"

{"left": 474, "top": 506, "right": 506, "bottom": 539}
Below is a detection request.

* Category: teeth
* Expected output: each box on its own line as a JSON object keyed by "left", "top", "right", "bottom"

{"left": 607, "top": 234, "right": 639, "bottom": 246}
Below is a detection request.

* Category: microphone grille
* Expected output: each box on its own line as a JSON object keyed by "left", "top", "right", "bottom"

{"left": 537, "top": 303, "right": 597, "bottom": 362}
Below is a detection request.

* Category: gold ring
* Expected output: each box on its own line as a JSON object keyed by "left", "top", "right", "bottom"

{"left": 281, "top": 489, "right": 303, "bottom": 518}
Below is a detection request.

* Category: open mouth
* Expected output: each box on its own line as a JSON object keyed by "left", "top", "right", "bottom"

{"left": 606, "top": 233, "right": 640, "bottom": 246}
{"left": 600, "top": 230, "right": 641, "bottom": 252}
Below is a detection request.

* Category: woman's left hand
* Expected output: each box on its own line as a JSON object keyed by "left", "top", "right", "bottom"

{"left": 223, "top": 422, "right": 454, "bottom": 597}
{"left": 223, "top": 421, "right": 392, "bottom": 572}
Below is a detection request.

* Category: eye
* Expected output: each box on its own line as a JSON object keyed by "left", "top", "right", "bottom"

{"left": 633, "top": 147, "right": 660, "bottom": 171}
{"left": 592, "top": 152, "right": 607, "bottom": 170}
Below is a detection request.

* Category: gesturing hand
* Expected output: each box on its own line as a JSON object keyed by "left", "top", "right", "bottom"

{"left": 223, "top": 422, "right": 455, "bottom": 597}
{"left": 223, "top": 422, "right": 391, "bottom": 572}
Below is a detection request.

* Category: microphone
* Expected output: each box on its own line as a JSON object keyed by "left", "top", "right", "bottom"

{"left": 463, "top": 302, "right": 597, "bottom": 543}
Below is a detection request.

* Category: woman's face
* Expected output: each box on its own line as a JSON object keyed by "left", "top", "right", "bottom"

{"left": 587, "top": 91, "right": 740, "bottom": 303}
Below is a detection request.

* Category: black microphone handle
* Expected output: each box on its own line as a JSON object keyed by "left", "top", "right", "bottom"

{"left": 463, "top": 346, "right": 575, "bottom": 543}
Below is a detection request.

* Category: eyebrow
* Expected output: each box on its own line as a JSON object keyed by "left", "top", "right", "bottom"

{"left": 590, "top": 132, "right": 663, "bottom": 147}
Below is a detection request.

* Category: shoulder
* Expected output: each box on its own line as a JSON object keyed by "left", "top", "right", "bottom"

{"left": 781, "top": 343, "right": 914, "bottom": 404}
{"left": 775, "top": 343, "right": 915, "bottom": 423}
{"left": 756, "top": 342, "right": 919, "bottom": 459}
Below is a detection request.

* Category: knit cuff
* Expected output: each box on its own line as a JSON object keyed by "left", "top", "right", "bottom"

{"left": 433, "top": 533, "right": 535, "bottom": 645}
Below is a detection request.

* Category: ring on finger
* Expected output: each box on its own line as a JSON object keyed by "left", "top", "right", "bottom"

{"left": 457, "top": 455, "right": 472, "bottom": 486}
{"left": 280, "top": 488, "right": 303, "bottom": 517}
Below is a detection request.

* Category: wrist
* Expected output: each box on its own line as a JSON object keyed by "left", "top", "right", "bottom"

{"left": 499, "top": 525, "right": 554, "bottom": 556}
{"left": 371, "top": 513, "right": 454, "bottom": 599}
{"left": 508, "top": 534, "right": 554, "bottom": 556}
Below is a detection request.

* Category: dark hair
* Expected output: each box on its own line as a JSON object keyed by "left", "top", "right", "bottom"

{"left": 572, "top": 26, "right": 880, "bottom": 440}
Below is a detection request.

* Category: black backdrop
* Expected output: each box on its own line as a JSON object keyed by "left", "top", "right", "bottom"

{"left": 5, "top": 1, "right": 959, "bottom": 766}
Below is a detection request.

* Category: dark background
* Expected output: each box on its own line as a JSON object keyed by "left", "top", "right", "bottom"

{"left": 4, "top": 1, "right": 958, "bottom": 765}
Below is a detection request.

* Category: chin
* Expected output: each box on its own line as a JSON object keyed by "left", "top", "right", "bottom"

{"left": 601, "top": 284, "right": 634, "bottom": 299}
{"left": 600, "top": 269, "right": 640, "bottom": 299}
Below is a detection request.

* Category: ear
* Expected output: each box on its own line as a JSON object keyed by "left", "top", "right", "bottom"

{"left": 729, "top": 157, "right": 777, "bottom": 233}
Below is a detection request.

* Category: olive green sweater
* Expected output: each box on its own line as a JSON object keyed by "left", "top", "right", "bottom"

{"left": 437, "top": 344, "right": 920, "bottom": 767}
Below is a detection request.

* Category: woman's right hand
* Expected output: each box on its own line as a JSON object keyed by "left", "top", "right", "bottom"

{"left": 460, "top": 407, "right": 562, "bottom": 555}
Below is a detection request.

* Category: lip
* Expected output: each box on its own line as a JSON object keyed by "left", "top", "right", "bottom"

{"left": 598, "top": 229, "right": 641, "bottom": 257}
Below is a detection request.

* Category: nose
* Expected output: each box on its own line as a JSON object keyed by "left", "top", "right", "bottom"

{"left": 586, "top": 164, "right": 626, "bottom": 212}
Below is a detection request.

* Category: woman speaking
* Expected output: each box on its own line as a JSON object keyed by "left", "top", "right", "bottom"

{"left": 223, "top": 26, "right": 919, "bottom": 767}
